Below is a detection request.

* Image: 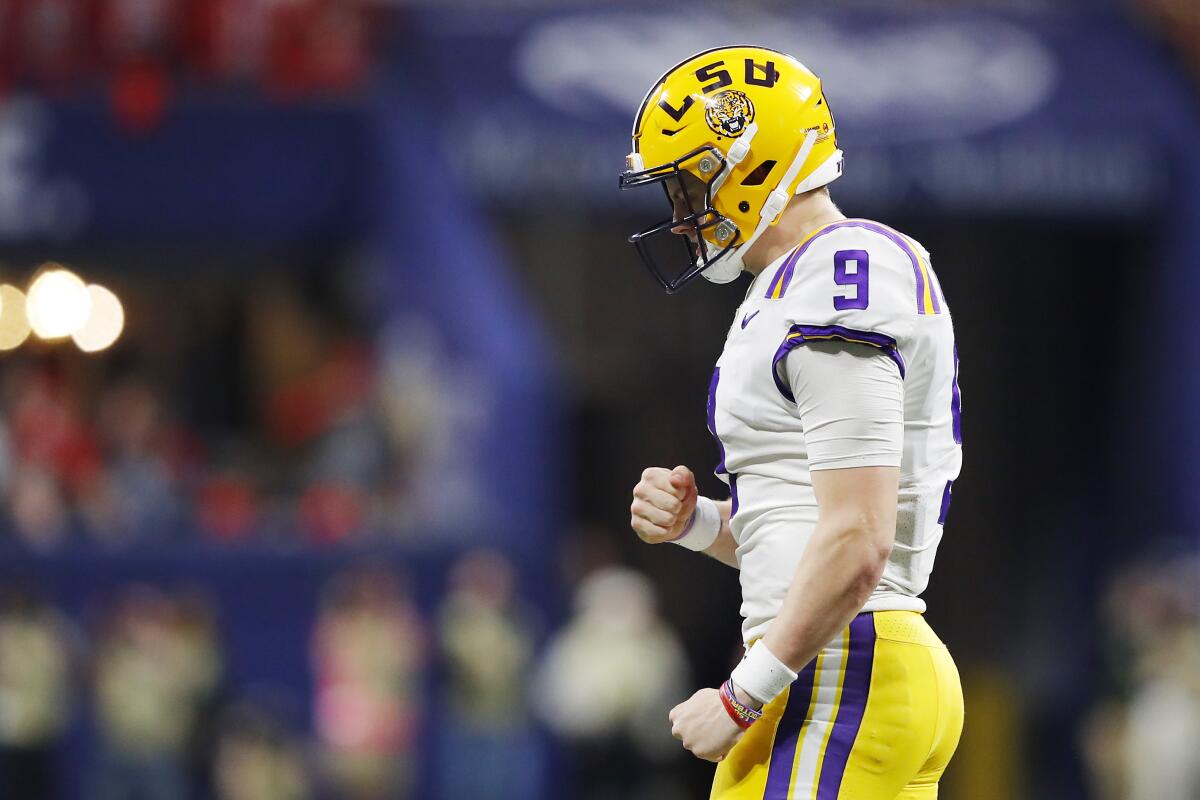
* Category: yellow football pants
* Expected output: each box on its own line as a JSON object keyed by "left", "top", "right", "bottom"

{"left": 711, "top": 611, "right": 963, "bottom": 800}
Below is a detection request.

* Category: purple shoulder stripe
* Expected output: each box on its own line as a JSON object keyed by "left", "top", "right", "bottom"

{"left": 845, "top": 219, "right": 940, "bottom": 315}
{"left": 763, "top": 224, "right": 843, "bottom": 299}
{"left": 764, "top": 243, "right": 806, "bottom": 299}
{"left": 764, "top": 219, "right": 938, "bottom": 315}
{"left": 771, "top": 324, "right": 906, "bottom": 403}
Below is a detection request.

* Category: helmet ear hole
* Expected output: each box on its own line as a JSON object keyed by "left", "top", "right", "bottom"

{"left": 738, "top": 201, "right": 750, "bottom": 213}
{"left": 740, "top": 159, "right": 777, "bottom": 187}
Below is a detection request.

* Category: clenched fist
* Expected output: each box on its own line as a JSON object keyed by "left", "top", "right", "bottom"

{"left": 669, "top": 687, "right": 744, "bottom": 762}
{"left": 630, "top": 465, "right": 698, "bottom": 543}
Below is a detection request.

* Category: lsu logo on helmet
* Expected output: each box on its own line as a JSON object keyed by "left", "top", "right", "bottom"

{"left": 706, "top": 90, "right": 755, "bottom": 138}
{"left": 618, "top": 46, "right": 844, "bottom": 293}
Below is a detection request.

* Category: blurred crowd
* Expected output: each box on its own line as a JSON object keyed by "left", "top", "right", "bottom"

{"left": 0, "top": 0, "right": 378, "bottom": 131}
{"left": 0, "top": 552, "right": 694, "bottom": 800}
{"left": 0, "top": 270, "right": 491, "bottom": 550}
{"left": 1082, "top": 555, "right": 1200, "bottom": 800}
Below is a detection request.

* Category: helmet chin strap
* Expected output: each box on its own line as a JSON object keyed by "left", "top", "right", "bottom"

{"left": 710, "top": 123, "right": 757, "bottom": 196}
{"left": 701, "top": 128, "right": 821, "bottom": 285}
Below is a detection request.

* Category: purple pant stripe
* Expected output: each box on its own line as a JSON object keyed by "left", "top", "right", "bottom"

{"left": 814, "top": 614, "right": 877, "bottom": 800}
{"left": 762, "top": 660, "right": 818, "bottom": 800}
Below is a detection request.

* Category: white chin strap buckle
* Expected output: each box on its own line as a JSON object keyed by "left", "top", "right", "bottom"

{"left": 725, "top": 129, "right": 754, "bottom": 168}
{"left": 760, "top": 188, "right": 789, "bottom": 222}
{"left": 711, "top": 123, "right": 757, "bottom": 196}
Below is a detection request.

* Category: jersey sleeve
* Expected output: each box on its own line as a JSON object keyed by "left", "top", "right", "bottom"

{"left": 767, "top": 225, "right": 926, "bottom": 402}
{"left": 784, "top": 340, "right": 904, "bottom": 470}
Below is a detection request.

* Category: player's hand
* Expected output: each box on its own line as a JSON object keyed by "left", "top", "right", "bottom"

{"left": 630, "top": 465, "right": 698, "bottom": 544}
{"left": 669, "top": 687, "right": 744, "bottom": 762}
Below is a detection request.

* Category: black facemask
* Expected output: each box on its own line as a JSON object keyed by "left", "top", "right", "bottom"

{"left": 619, "top": 146, "right": 742, "bottom": 294}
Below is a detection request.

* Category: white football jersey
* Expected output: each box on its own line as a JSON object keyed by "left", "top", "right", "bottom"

{"left": 708, "top": 218, "right": 963, "bottom": 644}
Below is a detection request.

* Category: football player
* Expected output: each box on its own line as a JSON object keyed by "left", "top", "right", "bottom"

{"left": 620, "top": 46, "right": 964, "bottom": 799}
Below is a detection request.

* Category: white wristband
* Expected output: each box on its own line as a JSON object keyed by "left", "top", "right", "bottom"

{"left": 669, "top": 496, "right": 721, "bottom": 552}
{"left": 731, "top": 640, "right": 798, "bottom": 705}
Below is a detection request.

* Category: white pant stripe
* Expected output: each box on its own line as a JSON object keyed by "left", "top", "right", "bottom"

{"left": 789, "top": 628, "right": 849, "bottom": 800}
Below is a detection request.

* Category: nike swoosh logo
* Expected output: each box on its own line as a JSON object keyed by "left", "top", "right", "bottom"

{"left": 661, "top": 125, "right": 689, "bottom": 136}
{"left": 741, "top": 310, "right": 760, "bottom": 329}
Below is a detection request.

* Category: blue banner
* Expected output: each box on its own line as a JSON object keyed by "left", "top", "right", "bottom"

{"left": 0, "top": 96, "right": 371, "bottom": 245}
{"left": 405, "top": 8, "right": 1186, "bottom": 216}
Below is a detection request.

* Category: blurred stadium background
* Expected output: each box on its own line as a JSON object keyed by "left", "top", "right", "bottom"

{"left": 0, "top": 0, "right": 1199, "bottom": 799}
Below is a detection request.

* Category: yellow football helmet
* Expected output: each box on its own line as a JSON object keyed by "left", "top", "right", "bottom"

{"left": 619, "top": 46, "right": 842, "bottom": 293}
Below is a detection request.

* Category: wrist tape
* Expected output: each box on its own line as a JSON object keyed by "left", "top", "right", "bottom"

{"left": 730, "top": 640, "right": 798, "bottom": 706}
{"left": 669, "top": 496, "right": 721, "bottom": 552}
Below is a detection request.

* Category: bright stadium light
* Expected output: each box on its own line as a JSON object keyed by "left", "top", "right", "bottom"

{"left": 27, "top": 267, "right": 91, "bottom": 340}
{"left": 71, "top": 284, "right": 125, "bottom": 353}
{"left": 0, "top": 284, "right": 32, "bottom": 350}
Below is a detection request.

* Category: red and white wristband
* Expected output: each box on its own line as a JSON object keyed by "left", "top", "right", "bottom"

{"left": 719, "top": 679, "right": 763, "bottom": 729}
{"left": 669, "top": 496, "right": 721, "bottom": 552}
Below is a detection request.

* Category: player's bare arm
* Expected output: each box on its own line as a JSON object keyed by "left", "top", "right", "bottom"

{"left": 759, "top": 466, "right": 898, "bottom": 675}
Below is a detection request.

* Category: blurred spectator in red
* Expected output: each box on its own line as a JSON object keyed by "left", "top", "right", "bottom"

{"left": 251, "top": 276, "right": 372, "bottom": 453}
{"left": 213, "top": 700, "right": 312, "bottom": 800}
{"left": 1, "top": 362, "right": 92, "bottom": 547}
{"left": 4, "top": 360, "right": 101, "bottom": 497}
{"left": 534, "top": 566, "right": 690, "bottom": 800}
{"left": 177, "top": 0, "right": 259, "bottom": 83}
{"left": 297, "top": 481, "right": 366, "bottom": 545}
{"left": 264, "top": 0, "right": 369, "bottom": 99}
{"left": 312, "top": 566, "right": 424, "bottom": 799}
{"left": 0, "top": 584, "right": 75, "bottom": 800}
{"left": 0, "top": 2, "right": 16, "bottom": 95}
{"left": 435, "top": 549, "right": 542, "bottom": 800}
{"left": 196, "top": 468, "right": 261, "bottom": 543}
{"left": 11, "top": 0, "right": 94, "bottom": 94}
{"left": 1082, "top": 556, "right": 1200, "bottom": 800}
{"left": 91, "top": 585, "right": 223, "bottom": 800}
{"left": 96, "top": 0, "right": 178, "bottom": 133}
